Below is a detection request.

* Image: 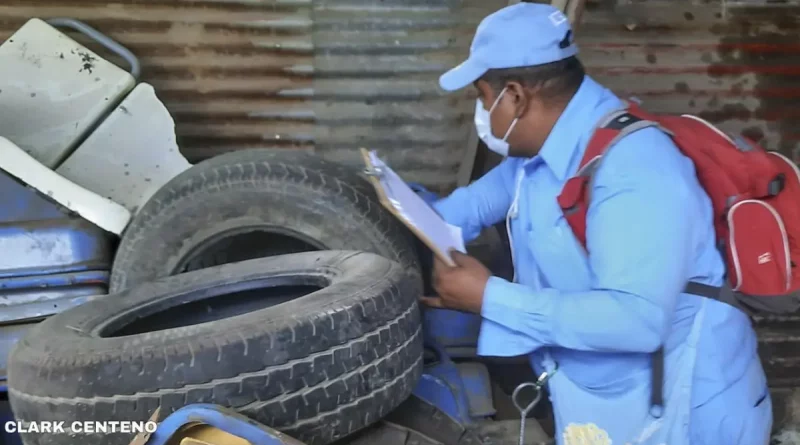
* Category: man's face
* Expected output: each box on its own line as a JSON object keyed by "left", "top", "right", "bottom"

{"left": 474, "top": 80, "right": 545, "bottom": 158}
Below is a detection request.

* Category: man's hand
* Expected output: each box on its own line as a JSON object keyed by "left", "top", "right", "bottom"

{"left": 420, "top": 250, "right": 492, "bottom": 313}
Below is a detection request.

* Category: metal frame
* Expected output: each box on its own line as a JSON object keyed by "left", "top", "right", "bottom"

{"left": 44, "top": 18, "right": 141, "bottom": 79}
{"left": 139, "top": 405, "right": 302, "bottom": 445}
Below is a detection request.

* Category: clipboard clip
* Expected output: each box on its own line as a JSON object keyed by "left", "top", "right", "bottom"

{"left": 364, "top": 166, "right": 395, "bottom": 197}
{"left": 363, "top": 166, "right": 384, "bottom": 178}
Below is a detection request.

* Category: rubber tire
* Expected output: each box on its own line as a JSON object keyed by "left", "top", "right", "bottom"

{"left": 343, "top": 396, "right": 486, "bottom": 445}
{"left": 110, "top": 149, "right": 421, "bottom": 292}
{"left": 358, "top": 396, "right": 553, "bottom": 445}
{"left": 8, "top": 251, "right": 423, "bottom": 445}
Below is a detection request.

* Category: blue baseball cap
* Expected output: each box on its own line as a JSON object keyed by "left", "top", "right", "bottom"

{"left": 439, "top": 3, "right": 579, "bottom": 92}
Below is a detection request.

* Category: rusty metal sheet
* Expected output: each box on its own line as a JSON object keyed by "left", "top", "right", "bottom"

{"left": 309, "top": 1, "right": 501, "bottom": 191}
{"left": 754, "top": 312, "right": 800, "bottom": 388}
{"left": 0, "top": 0, "right": 503, "bottom": 193}
{"left": 580, "top": 0, "right": 800, "bottom": 162}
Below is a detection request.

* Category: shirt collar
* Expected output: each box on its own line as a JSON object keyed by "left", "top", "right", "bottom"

{"left": 530, "top": 76, "right": 621, "bottom": 180}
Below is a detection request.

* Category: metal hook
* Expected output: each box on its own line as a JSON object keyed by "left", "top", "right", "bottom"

{"left": 363, "top": 165, "right": 399, "bottom": 199}
{"left": 512, "top": 381, "right": 543, "bottom": 416}
{"left": 363, "top": 166, "right": 384, "bottom": 177}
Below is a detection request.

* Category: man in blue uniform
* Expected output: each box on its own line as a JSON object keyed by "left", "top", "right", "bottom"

{"left": 421, "top": 3, "right": 773, "bottom": 444}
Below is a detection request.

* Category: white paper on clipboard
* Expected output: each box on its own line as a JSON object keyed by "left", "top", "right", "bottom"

{"left": 366, "top": 151, "right": 466, "bottom": 263}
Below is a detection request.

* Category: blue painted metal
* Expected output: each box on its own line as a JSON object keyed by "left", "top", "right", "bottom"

{"left": 413, "top": 342, "right": 473, "bottom": 424}
{"left": 0, "top": 222, "right": 114, "bottom": 279}
{"left": 144, "top": 404, "right": 298, "bottom": 445}
{"left": 423, "top": 310, "right": 482, "bottom": 354}
{"left": 455, "top": 362, "right": 497, "bottom": 418}
{"left": 0, "top": 169, "right": 114, "bottom": 277}
{"left": 0, "top": 169, "right": 68, "bottom": 223}
{"left": 0, "top": 271, "right": 107, "bottom": 322}
{"left": 0, "top": 398, "right": 23, "bottom": 445}
{"left": 0, "top": 167, "right": 114, "bottom": 423}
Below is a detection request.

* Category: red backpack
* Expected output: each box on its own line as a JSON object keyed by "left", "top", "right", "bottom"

{"left": 556, "top": 102, "right": 800, "bottom": 414}
{"left": 558, "top": 102, "right": 800, "bottom": 315}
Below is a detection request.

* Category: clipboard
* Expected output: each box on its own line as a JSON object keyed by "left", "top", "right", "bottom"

{"left": 360, "top": 148, "right": 465, "bottom": 267}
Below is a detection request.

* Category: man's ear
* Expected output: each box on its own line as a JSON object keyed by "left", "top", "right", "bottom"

{"left": 505, "top": 81, "right": 530, "bottom": 118}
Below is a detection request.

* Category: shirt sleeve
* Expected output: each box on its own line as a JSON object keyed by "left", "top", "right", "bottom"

{"left": 478, "top": 130, "right": 697, "bottom": 355}
{"left": 432, "top": 158, "right": 516, "bottom": 244}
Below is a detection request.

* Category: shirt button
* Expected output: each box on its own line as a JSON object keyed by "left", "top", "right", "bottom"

{"left": 526, "top": 223, "right": 533, "bottom": 231}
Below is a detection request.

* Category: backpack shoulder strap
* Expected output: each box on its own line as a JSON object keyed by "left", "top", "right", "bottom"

{"left": 556, "top": 104, "right": 662, "bottom": 248}
{"left": 580, "top": 105, "right": 667, "bottom": 182}
{"left": 557, "top": 103, "right": 670, "bottom": 416}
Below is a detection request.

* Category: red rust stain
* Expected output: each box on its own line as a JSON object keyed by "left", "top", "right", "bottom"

{"left": 713, "top": 7, "right": 800, "bottom": 154}
{"left": 730, "top": 81, "right": 746, "bottom": 96}
{"left": 587, "top": 42, "right": 800, "bottom": 53}
{"left": 593, "top": 65, "right": 800, "bottom": 76}
{"left": 612, "top": 87, "right": 800, "bottom": 99}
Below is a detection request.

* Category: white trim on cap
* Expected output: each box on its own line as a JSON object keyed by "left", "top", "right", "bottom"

{"left": 549, "top": 10, "right": 567, "bottom": 26}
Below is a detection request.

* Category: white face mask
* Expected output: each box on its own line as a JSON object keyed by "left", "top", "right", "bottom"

{"left": 474, "top": 87, "right": 519, "bottom": 157}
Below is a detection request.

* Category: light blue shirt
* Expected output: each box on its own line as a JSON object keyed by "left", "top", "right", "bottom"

{"left": 433, "top": 76, "right": 758, "bottom": 409}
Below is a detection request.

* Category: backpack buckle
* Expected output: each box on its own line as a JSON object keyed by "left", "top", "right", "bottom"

{"left": 604, "top": 113, "right": 643, "bottom": 131}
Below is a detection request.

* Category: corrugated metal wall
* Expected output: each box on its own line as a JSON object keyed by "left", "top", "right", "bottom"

{"left": 0, "top": 0, "right": 503, "bottom": 193}
{"left": 581, "top": 0, "right": 800, "bottom": 163}
{"left": 579, "top": 0, "right": 800, "bottom": 427}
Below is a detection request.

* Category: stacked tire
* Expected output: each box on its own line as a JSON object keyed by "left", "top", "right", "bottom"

{"left": 108, "top": 149, "right": 422, "bottom": 291}
{"left": 8, "top": 150, "right": 427, "bottom": 445}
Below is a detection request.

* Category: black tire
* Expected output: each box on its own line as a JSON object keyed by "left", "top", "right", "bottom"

{"left": 343, "top": 396, "right": 486, "bottom": 445}
{"left": 8, "top": 251, "right": 423, "bottom": 445}
{"left": 110, "top": 149, "right": 421, "bottom": 292}
{"left": 348, "top": 396, "right": 553, "bottom": 445}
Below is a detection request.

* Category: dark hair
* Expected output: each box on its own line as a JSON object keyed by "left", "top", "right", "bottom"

{"left": 480, "top": 56, "right": 585, "bottom": 103}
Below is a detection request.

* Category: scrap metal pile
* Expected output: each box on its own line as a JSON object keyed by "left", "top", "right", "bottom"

{"left": 0, "top": 18, "right": 551, "bottom": 445}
